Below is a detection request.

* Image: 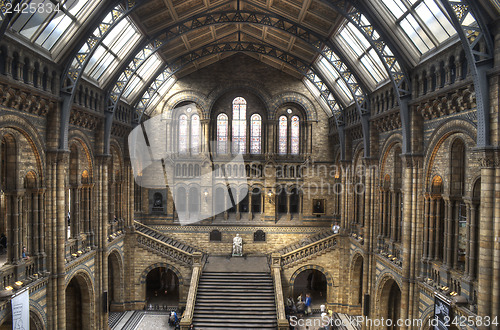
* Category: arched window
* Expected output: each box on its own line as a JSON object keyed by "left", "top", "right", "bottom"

{"left": 291, "top": 116, "right": 300, "bottom": 155}
{"left": 250, "top": 114, "right": 262, "bottom": 154}
{"left": 278, "top": 116, "right": 287, "bottom": 155}
{"left": 178, "top": 114, "right": 188, "bottom": 154}
{"left": 217, "top": 113, "right": 228, "bottom": 154}
{"left": 232, "top": 97, "right": 247, "bottom": 154}
{"left": 191, "top": 114, "right": 200, "bottom": 154}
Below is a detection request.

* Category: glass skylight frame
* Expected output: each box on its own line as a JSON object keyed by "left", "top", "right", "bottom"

{"left": 335, "top": 22, "right": 389, "bottom": 86}
{"left": 9, "top": 0, "right": 100, "bottom": 53}
{"left": 316, "top": 57, "right": 353, "bottom": 105}
{"left": 122, "top": 53, "right": 164, "bottom": 103}
{"left": 379, "top": 0, "right": 463, "bottom": 54}
{"left": 84, "top": 16, "right": 142, "bottom": 86}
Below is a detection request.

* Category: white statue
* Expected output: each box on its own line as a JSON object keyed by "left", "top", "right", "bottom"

{"left": 232, "top": 234, "right": 242, "bottom": 256}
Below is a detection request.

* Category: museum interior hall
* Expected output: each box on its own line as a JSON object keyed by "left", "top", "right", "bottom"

{"left": 0, "top": 0, "right": 499, "bottom": 329}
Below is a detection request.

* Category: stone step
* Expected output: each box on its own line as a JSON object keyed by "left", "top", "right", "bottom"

{"left": 198, "top": 283, "right": 272, "bottom": 290}
{"left": 192, "top": 322, "right": 277, "bottom": 329}
{"left": 195, "top": 298, "right": 275, "bottom": 304}
{"left": 193, "top": 318, "right": 278, "bottom": 325}
{"left": 195, "top": 302, "right": 276, "bottom": 308}
{"left": 193, "top": 270, "right": 277, "bottom": 329}
{"left": 194, "top": 305, "right": 276, "bottom": 311}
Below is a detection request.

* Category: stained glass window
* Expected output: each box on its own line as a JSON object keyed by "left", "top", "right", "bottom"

{"left": 291, "top": 116, "right": 300, "bottom": 155}
{"left": 232, "top": 97, "right": 247, "bottom": 154}
{"left": 217, "top": 113, "right": 228, "bottom": 154}
{"left": 250, "top": 114, "right": 262, "bottom": 154}
{"left": 178, "top": 114, "right": 188, "bottom": 154}
{"left": 278, "top": 116, "right": 287, "bottom": 155}
{"left": 191, "top": 114, "right": 200, "bottom": 154}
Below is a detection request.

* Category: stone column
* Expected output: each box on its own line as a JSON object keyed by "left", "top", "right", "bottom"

{"left": 33, "top": 191, "right": 40, "bottom": 261}
{"left": 422, "top": 196, "right": 430, "bottom": 273}
{"left": 429, "top": 198, "right": 435, "bottom": 260}
{"left": 390, "top": 191, "right": 397, "bottom": 241}
{"left": 445, "top": 199, "right": 453, "bottom": 268}
{"left": 452, "top": 201, "right": 460, "bottom": 269}
{"left": 38, "top": 189, "right": 46, "bottom": 272}
{"left": 434, "top": 199, "right": 442, "bottom": 260}
{"left": 465, "top": 202, "right": 472, "bottom": 276}
{"left": 12, "top": 192, "right": 21, "bottom": 262}
{"left": 467, "top": 203, "right": 477, "bottom": 279}
{"left": 477, "top": 157, "right": 495, "bottom": 321}
{"left": 56, "top": 152, "right": 68, "bottom": 330}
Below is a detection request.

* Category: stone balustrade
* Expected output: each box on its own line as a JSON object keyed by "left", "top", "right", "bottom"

{"left": 280, "top": 234, "right": 337, "bottom": 268}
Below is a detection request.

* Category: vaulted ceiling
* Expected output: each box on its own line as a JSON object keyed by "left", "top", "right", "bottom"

{"left": 130, "top": 0, "right": 344, "bottom": 79}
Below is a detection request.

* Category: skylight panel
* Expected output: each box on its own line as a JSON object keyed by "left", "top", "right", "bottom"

{"left": 303, "top": 78, "right": 332, "bottom": 116}
{"left": 10, "top": 0, "right": 99, "bottom": 52}
{"left": 335, "top": 22, "right": 388, "bottom": 85}
{"left": 145, "top": 76, "right": 177, "bottom": 113}
{"left": 84, "top": 16, "right": 142, "bottom": 84}
{"left": 317, "top": 58, "right": 352, "bottom": 104}
{"left": 122, "top": 54, "right": 163, "bottom": 102}
{"left": 380, "top": 0, "right": 459, "bottom": 54}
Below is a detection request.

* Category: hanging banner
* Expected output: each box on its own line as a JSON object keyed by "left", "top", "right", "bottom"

{"left": 11, "top": 289, "right": 29, "bottom": 330}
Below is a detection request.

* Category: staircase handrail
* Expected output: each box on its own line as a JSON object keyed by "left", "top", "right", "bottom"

{"left": 179, "top": 252, "right": 203, "bottom": 330}
{"left": 280, "top": 233, "right": 338, "bottom": 267}
{"left": 134, "top": 221, "right": 201, "bottom": 253}
{"left": 271, "top": 253, "right": 291, "bottom": 330}
{"left": 273, "top": 229, "right": 334, "bottom": 255}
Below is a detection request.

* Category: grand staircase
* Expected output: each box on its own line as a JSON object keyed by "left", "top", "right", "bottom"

{"left": 193, "top": 271, "right": 278, "bottom": 329}
{"left": 276, "top": 229, "right": 335, "bottom": 255}
{"left": 134, "top": 221, "right": 200, "bottom": 254}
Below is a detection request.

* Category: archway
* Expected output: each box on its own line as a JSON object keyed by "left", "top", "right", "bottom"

{"left": 0, "top": 310, "right": 44, "bottom": 330}
{"left": 108, "top": 251, "right": 124, "bottom": 312}
{"left": 65, "top": 273, "right": 93, "bottom": 329}
{"left": 378, "top": 277, "right": 402, "bottom": 329}
{"left": 145, "top": 267, "right": 180, "bottom": 309}
{"left": 29, "top": 310, "right": 45, "bottom": 330}
{"left": 350, "top": 254, "right": 364, "bottom": 308}
{"left": 292, "top": 269, "right": 327, "bottom": 308}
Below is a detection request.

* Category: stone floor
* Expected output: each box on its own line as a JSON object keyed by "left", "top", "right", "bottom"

{"left": 110, "top": 311, "right": 179, "bottom": 330}
{"left": 135, "top": 313, "right": 175, "bottom": 330}
{"left": 204, "top": 255, "right": 270, "bottom": 272}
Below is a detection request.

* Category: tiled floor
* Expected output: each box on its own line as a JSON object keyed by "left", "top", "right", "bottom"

{"left": 135, "top": 313, "right": 174, "bottom": 329}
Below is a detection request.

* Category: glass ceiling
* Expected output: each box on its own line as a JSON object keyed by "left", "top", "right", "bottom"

{"left": 10, "top": 0, "right": 99, "bottom": 52}
{"left": 122, "top": 53, "right": 164, "bottom": 103}
{"left": 83, "top": 16, "right": 142, "bottom": 86}
{"left": 316, "top": 57, "right": 352, "bottom": 106}
{"left": 380, "top": 0, "right": 473, "bottom": 54}
{"left": 335, "top": 21, "right": 389, "bottom": 87}
{"left": 4, "top": 0, "right": 472, "bottom": 116}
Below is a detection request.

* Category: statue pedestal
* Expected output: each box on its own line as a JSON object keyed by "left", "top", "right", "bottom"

{"left": 232, "top": 253, "right": 243, "bottom": 257}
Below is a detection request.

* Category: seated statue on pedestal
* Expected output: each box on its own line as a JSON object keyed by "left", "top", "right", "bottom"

{"left": 232, "top": 234, "right": 242, "bottom": 256}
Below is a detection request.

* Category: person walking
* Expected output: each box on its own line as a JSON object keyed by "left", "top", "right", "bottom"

{"left": 304, "top": 293, "right": 312, "bottom": 315}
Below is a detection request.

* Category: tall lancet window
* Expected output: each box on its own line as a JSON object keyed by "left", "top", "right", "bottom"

{"left": 278, "top": 115, "right": 287, "bottom": 155}
{"left": 178, "top": 114, "right": 188, "bottom": 154}
{"left": 250, "top": 113, "right": 262, "bottom": 154}
{"left": 191, "top": 114, "right": 200, "bottom": 154}
{"left": 291, "top": 115, "right": 300, "bottom": 155}
{"left": 217, "top": 113, "right": 228, "bottom": 154}
{"left": 232, "top": 97, "right": 247, "bottom": 154}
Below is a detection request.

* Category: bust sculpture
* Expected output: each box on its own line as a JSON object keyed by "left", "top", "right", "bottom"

{"left": 232, "top": 234, "right": 242, "bottom": 256}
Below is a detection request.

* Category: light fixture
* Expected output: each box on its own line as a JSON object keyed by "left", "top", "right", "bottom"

{"left": 267, "top": 189, "right": 274, "bottom": 204}
{"left": 204, "top": 189, "right": 209, "bottom": 202}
